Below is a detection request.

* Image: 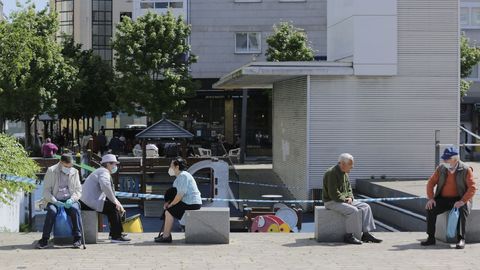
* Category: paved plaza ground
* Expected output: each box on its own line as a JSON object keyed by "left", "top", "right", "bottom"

{"left": 0, "top": 232, "right": 479, "bottom": 270}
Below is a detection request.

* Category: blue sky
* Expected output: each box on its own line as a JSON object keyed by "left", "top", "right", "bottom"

{"left": 3, "top": 0, "right": 48, "bottom": 17}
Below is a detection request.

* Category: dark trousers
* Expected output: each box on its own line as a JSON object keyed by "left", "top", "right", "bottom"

{"left": 80, "top": 199, "right": 124, "bottom": 238}
{"left": 42, "top": 202, "right": 82, "bottom": 240}
{"left": 426, "top": 196, "right": 471, "bottom": 240}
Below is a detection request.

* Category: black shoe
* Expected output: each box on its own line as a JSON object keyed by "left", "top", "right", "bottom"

{"left": 361, "top": 232, "right": 383, "bottom": 243}
{"left": 154, "top": 232, "right": 164, "bottom": 242}
{"left": 73, "top": 237, "right": 82, "bottom": 249}
{"left": 111, "top": 236, "right": 131, "bottom": 243}
{"left": 344, "top": 233, "right": 362, "bottom": 245}
{"left": 421, "top": 237, "right": 436, "bottom": 246}
{"left": 109, "top": 233, "right": 128, "bottom": 240}
{"left": 456, "top": 239, "right": 465, "bottom": 249}
{"left": 154, "top": 234, "right": 172, "bottom": 243}
{"left": 36, "top": 238, "right": 49, "bottom": 249}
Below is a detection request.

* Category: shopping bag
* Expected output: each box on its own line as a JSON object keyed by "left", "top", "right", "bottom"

{"left": 446, "top": 208, "right": 460, "bottom": 240}
{"left": 53, "top": 206, "right": 73, "bottom": 238}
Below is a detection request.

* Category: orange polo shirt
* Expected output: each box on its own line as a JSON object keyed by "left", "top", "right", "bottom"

{"left": 427, "top": 167, "right": 477, "bottom": 203}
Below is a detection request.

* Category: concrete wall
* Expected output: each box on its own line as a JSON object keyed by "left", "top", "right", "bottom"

{"left": 190, "top": 0, "right": 326, "bottom": 79}
{"left": 327, "top": 0, "right": 397, "bottom": 75}
{"left": 272, "top": 77, "right": 309, "bottom": 200}
{"left": 307, "top": 0, "right": 459, "bottom": 188}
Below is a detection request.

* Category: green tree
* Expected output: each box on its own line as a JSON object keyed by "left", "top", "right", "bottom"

{"left": 461, "top": 34, "right": 480, "bottom": 97}
{"left": 0, "top": 6, "right": 75, "bottom": 149}
{"left": 59, "top": 37, "right": 114, "bottom": 140}
{"left": 266, "top": 22, "right": 315, "bottom": 62}
{"left": 0, "top": 134, "right": 39, "bottom": 204}
{"left": 112, "top": 11, "right": 197, "bottom": 121}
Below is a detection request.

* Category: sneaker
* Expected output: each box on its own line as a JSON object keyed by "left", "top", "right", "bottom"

{"left": 36, "top": 238, "right": 49, "bottom": 249}
{"left": 73, "top": 237, "right": 82, "bottom": 249}
{"left": 111, "top": 236, "right": 131, "bottom": 243}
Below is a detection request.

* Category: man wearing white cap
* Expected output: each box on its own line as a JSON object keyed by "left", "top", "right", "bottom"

{"left": 80, "top": 154, "right": 130, "bottom": 242}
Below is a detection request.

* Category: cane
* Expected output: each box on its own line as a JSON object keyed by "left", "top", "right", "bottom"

{"left": 79, "top": 207, "right": 87, "bottom": 250}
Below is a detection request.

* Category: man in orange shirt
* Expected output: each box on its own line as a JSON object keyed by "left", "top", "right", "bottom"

{"left": 421, "top": 147, "right": 477, "bottom": 249}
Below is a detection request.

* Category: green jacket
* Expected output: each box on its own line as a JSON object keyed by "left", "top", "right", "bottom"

{"left": 322, "top": 164, "right": 354, "bottom": 203}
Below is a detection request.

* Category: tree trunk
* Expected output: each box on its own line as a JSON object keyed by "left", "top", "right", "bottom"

{"left": 91, "top": 117, "right": 95, "bottom": 133}
{"left": 24, "top": 116, "right": 31, "bottom": 151}
{"left": 76, "top": 118, "right": 80, "bottom": 147}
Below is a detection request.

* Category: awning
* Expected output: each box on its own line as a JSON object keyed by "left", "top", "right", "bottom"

{"left": 213, "top": 61, "right": 354, "bottom": 89}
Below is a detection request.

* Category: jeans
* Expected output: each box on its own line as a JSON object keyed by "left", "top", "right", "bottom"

{"left": 42, "top": 202, "right": 82, "bottom": 240}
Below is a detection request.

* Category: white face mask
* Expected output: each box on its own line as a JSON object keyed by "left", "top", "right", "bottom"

{"left": 168, "top": 167, "right": 175, "bottom": 176}
{"left": 62, "top": 167, "right": 72, "bottom": 175}
{"left": 444, "top": 163, "right": 451, "bottom": 170}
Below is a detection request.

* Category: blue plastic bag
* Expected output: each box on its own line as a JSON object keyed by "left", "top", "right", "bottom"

{"left": 53, "top": 206, "right": 73, "bottom": 238}
{"left": 446, "top": 208, "right": 460, "bottom": 240}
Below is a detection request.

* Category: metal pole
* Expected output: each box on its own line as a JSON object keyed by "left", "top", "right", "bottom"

{"left": 240, "top": 89, "right": 248, "bottom": 164}
{"left": 435, "top": 130, "right": 440, "bottom": 169}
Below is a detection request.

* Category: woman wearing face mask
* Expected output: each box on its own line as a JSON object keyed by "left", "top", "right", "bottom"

{"left": 155, "top": 157, "right": 202, "bottom": 243}
{"left": 80, "top": 154, "right": 131, "bottom": 242}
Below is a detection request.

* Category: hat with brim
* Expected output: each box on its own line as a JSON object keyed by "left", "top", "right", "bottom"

{"left": 101, "top": 154, "right": 120, "bottom": 164}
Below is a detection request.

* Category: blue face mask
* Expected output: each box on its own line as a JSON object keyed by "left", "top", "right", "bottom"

{"left": 111, "top": 166, "right": 118, "bottom": 174}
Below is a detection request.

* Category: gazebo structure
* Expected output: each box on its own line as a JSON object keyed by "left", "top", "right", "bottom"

{"left": 135, "top": 113, "right": 194, "bottom": 194}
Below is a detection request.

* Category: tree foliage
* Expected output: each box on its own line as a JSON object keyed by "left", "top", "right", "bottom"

{"left": 461, "top": 34, "right": 480, "bottom": 97}
{"left": 112, "top": 11, "right": 197, "bottom": 121}
{"left": 0, "top": 134, "right": 39, "bottom": 204}
{"left": 266, "top": 22, "right": 315, "bottom": 62}
{"left": 0, "top": 6, "right": 75, "bottom": 148}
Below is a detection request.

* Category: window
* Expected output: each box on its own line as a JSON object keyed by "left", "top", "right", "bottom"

{"left": 55, "top": 0, "right": 74, "bottom": 41}
{"left": 169, "top": 2, "right": 183, "bottom": 8}
{"left": 155, "top": 2, "right": 168, "bottom": 8}
{"left": 468, "top": 64, "right": 480, "bottom": 80}
{"left": 235, "top": 32, "right": 261, "bottom": 53}
{"left": 120, "top": 12, "right": 132, "bottom": 22}
{"left": 472, "top": 8, "right": 480, "bottom": 26}
{"left": 92, "top": 0, "right": 113, "bottom": 63}
{"left": 461, "top": 5, "right": 480, "bottom": 28}
{"left": 140, "top": 2, "right": 154, "bottom": 9}
{"left": 461, "top": 7, "right": 470, "bottom": 27}
{"left": 279, "top": 0, "right": 306, "bottom": 2}
{"left": 234, "top": 0, "right": 262, "bottom": 2}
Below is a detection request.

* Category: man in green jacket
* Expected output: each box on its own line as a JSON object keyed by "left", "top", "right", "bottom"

{"left": 323, "top": 153, "right": 382, "bottom": 244}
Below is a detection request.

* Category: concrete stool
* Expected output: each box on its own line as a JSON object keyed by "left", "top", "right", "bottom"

{"left": 435, "top": 208, "right": 480, "bottom": 243}
{"left": 81, "top": 210, "right": 98, "bottom": 244}
{"left": 315, "top": 206, "right": 362, "bottom": 242}
{"left": 185, "top": 207, "right": 230, "bottom": 244}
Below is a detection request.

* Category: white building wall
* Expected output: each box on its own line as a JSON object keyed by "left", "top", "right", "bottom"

{"left": 308, "top": 0, "right": 459, "bottom": 188}
{"left": 133, "top": 0, "right": 187, "bottom": 20}
{"left": 272, "top": 77, "right": 309, "bottom": 200}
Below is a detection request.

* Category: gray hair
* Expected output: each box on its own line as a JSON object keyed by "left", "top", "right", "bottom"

{"left": 338, "top": 153, "right": 354, "bottom": 163}
{"left": 450, "top": 155, "right": 460, "bottom": 161}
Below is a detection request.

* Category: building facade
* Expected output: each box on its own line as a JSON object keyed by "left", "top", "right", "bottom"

{"left": 48, "top": 0, "right": 326, "bottom": 155}
{"left": 461, "top": 0, "right": 480, "bottom": 159}
{"left": 215, "top": 0, "right": 459, "bottom": 199}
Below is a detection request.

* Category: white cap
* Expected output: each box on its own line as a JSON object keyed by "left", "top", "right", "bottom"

{"left": 101, "top": 154, "right": 120, "bottom": 164}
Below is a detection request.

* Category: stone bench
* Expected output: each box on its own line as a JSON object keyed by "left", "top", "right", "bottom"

{"left": 314, "top": 206, "right": 362, "bottom": 242}
{"left": 184, "top": 207, "right": 230, "bottom": 244}
{"left": 435, "top": 208, "right": 480, "bottom": 243}
{"left": 53, "top": 210, "right": 98, "bottom": 245}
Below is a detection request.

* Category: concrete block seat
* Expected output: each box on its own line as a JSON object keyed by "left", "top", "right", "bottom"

{"left": 435, "top": 208, "right": 480, "bottom": 243}
{"left": 184, "top": 207, "right": 230, "bottom": 244}
{"left": 314, "top": 206, "right": 362, "bottom": 242}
